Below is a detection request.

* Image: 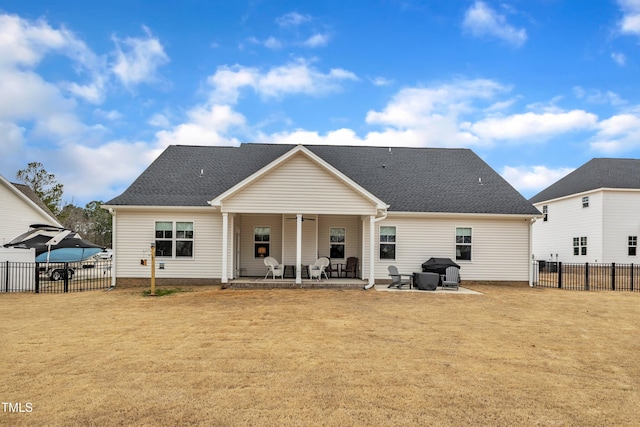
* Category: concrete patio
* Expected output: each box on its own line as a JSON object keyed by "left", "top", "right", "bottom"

{"left": 224, "top": 277, "right": 481, "bottom": 293}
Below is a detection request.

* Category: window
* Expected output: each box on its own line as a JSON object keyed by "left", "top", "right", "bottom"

{"left": 379, "top": 226, "right": 396, "bottom": 260}
{"left": 155, "top": 221, "right": 173, "bottom": 257}
{"left": 176, "top": 222, "right": 194, "bottom": 257}
{"left": 582, "top": 196, "right": 589, "bottom": 208}
{"left": 629, "top": 236, "right": 637, "bottom": 256}
{"left": 456, "top": 228, "right": 472, "bottom": 261}
{"left": 155, "top": 221, "right": 194, "bottom": 258}
{"left": 573, "top": 236, "right": 587, "bottom": 256}
{"left": 330, "top": 227, "right": 346, "bottom": 259}
{"left": 254, "top": 226, "right": 270, "bottom": 258}
{"left": 542, "top": 205, "right": 548, "bottom": 222}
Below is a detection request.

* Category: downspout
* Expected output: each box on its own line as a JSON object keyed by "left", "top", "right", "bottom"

{"left": 529, "top": 217, "right": 537, "bottom": 287}
{"left": 108, "top": 208, "right": 116, "bottom": 288}
{"left": 363, "top": 209, "right": 388, "bottom": 290}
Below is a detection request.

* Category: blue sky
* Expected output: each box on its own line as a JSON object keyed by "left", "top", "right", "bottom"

{"left": 1, "top": 0, "right": 640, "bottom": 206}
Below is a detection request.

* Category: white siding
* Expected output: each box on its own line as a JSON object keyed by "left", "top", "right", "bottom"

{"left": 237, "top": 214, "right": 283, "bottom": 276}
{"left": 223, "top": 153, "right": 377, "bottom": 215}
{"left": 373, "top": 215, "right": 532, "bottom": 281}
{"left": 602, "top": 191, "right": 640, "bottom": 263}
{"left": 0, "top": 183, "right": 60, "bottom": 245}
{"left": 532, "top": 192, "right": 604, "bottom": 263}
{"left": 114, "top": 209, "right": 220, "bottom": 279}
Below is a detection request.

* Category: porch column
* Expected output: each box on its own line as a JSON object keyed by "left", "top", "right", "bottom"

{"left": 221, "top": 212, "right": 229, "bottom": 283}
{"left": 368, "top": 215, "right": 375, "bottom": 287}
{"left": 296, "top": 214, "right": 302, "bottom": 284}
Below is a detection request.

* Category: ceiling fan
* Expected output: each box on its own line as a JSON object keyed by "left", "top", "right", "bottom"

{"left": 285, "top": 216, "right": 316, "bottom": 221}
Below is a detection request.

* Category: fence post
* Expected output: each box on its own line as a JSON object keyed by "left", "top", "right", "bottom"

{"left": 558, "top": 262, "right": 563, "bottom": 289}
{"left": 611, "top": 263, "right": 616, "bottom": 291}
{"left": 585, "top": 262, "right": 589, "bottom": 291}
{"left": 631, "top": 264, "right": 635, "bottom": 292}
{"left": 63, "top": 262, "right": 69, "bottom": 293}
{"left": 35, "top": 262, "right": 40, "bottom": 294}
{"left": 4, "top": 261, "right": 8, "bottom": 293}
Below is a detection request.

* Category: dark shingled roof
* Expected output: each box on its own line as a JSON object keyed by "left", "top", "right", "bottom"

{"left": 106, "top": 144, "right": 540, "bottom": 215}
{"left": 529, "top": 158, "right": 640, "bottom": 204}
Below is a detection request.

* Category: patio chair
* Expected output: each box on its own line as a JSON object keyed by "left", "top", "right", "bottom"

{"left": 264, "top": 256, "right": 284, "bottom": 279}
{"left": 388, "top": 265, "right": 412, "bottom": 289}
{"left": 326, "top": 259, "right": 340, "bottom": 278}
{"left": 441, "top": 266, "right": 460, "bottom": 290}
{"left": 341, "top": 257, "right": 358, "bottom": 278}
{"left": 309, "top": 257, "right": 330, "bottom": 280}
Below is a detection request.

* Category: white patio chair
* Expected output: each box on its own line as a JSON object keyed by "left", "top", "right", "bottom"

{"left": 309, "top": 257, "right": 330, "bottom": 280}
{"left": 264, "top": 256, "right": 284, "bottom": 279}
{"left": 441, "top": 266, "right": 460, "bottom": 290}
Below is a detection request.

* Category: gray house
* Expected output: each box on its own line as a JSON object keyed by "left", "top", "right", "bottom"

{"left": 104, "top": 144, "right": 541, "bottom": 287}
{"left": 530, "top": 158, "right": 640, "bottom": 264}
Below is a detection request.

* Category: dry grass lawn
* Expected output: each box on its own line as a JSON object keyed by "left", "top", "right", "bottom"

{"left": 1, "top": 284, "right": 640, "bottom": 426}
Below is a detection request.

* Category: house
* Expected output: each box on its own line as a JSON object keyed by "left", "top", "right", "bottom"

{"left": 103, "top": 144, "right": 542, "bottom": 287}
{"left": 0, "top": 173, "right": 62, "bottom": 245}
{"left": 530, "top": 158, "right": 640, "bottom": 264}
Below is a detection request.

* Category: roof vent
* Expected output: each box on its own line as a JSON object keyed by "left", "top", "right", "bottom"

{"left": 478, "top": 177, "right": 483, "bottom": 185}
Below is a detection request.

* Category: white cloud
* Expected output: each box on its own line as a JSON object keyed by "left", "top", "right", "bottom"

{"left": 618, "top": 0, "right": 640, "bottom": 35}
{"left": 465, "top": 110, "right": 598, "bottom": 142}
{"left": 301, "top": 33, "right": 330, "bottom": 48}
{"left": 59, "top": 139, "right": 162, "bottom": 202}
{"left": 369, "top": 76, "right": 394, "bottom": 87}
{"left": 0, "top": 122, "right": 26, "bottom": 153}
{"left": 590, "top": 113, "right": 640, "bottom": 153}
{"left": 366, "top": 79, "right": 508, "bottom": 128}
{"left": 207, "top": 60, "right": 358, "bottom": 103}
{"left": 275, "top": 12, "right": 311, "bottom": 27}
{"left": 573, "top": 86, "right": 626, "bottom": 107}
{"left": 247, "top": 36, "right": 283, "bottom": 49}
{"left": 462, "top": 1, "right": 527, "bottom": 47}
{"left": 148, "top": 113, "right": 171, "bottom": 128}
{"left": 0, "top": 14, "right": 72, "bottom": 68}
{"left": 154, "top": 104, "right": 245, "bottom": 148}
{"left": 501, "top": 165, "right": 575, "bottom": 194}
{"left": 264, "top": 36, "right": 283, "bottom": 49}
{"left": 611, "top": 51, "right": 627, "bottom": 66}
{"left": 111, "top": 26, "right": 169, "bottom": 87}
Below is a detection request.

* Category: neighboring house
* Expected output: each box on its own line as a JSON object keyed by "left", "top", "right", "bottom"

{"left": 530, "top": 158, "right": 640, "bottom": 264}
{"left": 0, "top": 173, "right": 62, "bottom": 245}
{"left": 103, "top": 144, "right": 541, "bottom": 287}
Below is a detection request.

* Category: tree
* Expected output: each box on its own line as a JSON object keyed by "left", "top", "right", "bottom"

{"left": 16, "top": 162, "right": 64, "bottom": 215}
{"left": 84, "top": 201, "right": 112, "bottom": 247}
{"left": 58, "top": 203, "right": 89, "bottom": 235}
{"left": 58, "top": 201, "right": 112, "bottom": 247}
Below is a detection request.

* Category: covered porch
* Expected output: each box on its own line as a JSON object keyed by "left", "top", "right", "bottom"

{"left": 208, "top": 146, "right": 388, "bottom": 287}
{"left": 220, "top": 212, "right": 385, "bottom": 286}
{"left": 227, "top": 213, "right": 370, "bottom": 283}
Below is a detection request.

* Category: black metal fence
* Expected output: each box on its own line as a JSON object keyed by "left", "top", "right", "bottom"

{"left": 0, "top": 260, "right": 113, "bottom": 293}
{"left": 533, "top": 260, "right": 640, "bottom": 292}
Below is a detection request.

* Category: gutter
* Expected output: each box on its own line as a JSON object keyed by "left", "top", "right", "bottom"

{"left": 529, "top": 217, "right": 537, "bottom": 287}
